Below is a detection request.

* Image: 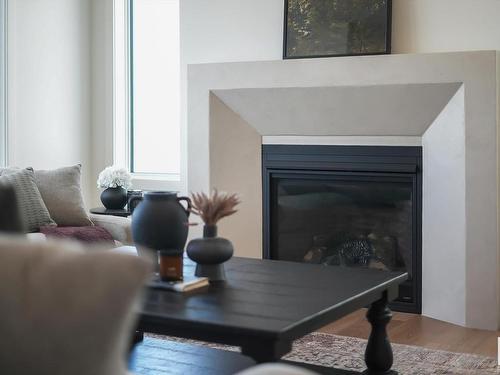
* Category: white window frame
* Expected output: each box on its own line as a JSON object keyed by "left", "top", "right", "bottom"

{"left": 0, "top": 0, "right": 7, "bottom": 167}
{"left": 112, "top": 0, "right": 182, "bottom": 191}
{"left": 113, "top": 0, "right": 131, "bottom": 171}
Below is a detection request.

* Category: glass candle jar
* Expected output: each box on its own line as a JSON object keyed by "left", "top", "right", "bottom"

{"left": 159, "top": 251, "right": 183, "bottom": 281}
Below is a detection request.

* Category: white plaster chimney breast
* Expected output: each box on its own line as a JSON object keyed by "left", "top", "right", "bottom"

{"left": 187, "top": 51, "right": 500, "bottom": 330}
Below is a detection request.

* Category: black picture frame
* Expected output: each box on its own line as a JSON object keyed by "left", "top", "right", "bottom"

{"left": 283, "top": 0, "right": 392, "bottom": 59}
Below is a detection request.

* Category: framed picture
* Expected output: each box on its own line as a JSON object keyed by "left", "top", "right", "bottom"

{"left": 283, "top": 0, "right": 392, "bottom": 59}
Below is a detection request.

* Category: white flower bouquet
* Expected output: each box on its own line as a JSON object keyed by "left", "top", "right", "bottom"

{"left": 97, "top": 166, "right": 132, "bottom": 189}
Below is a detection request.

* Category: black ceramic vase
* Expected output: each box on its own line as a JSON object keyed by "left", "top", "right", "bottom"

{"left": 101, "top": 187, "right": 128, "bottom": 209}
{"left": 186, "top": 224, "right": 233, "bottom": 282}
{"left": 130, "top": 191, "right": 191, "bottom": 267}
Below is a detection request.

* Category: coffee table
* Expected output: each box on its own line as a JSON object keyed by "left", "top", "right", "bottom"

{"left": 138, "top": 257, "right": 407, "bottom": 374}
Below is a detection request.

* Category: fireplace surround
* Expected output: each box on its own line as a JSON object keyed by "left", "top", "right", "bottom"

{"left": 262, "top": 145, "right": 422, "bottom": 313}
{"left": 187, "top": 51, "right": 500, "bottom": 329}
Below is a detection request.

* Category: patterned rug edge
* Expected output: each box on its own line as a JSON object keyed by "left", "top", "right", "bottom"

{"left": 141, "top": 332, "right": 499, "bottom": 375}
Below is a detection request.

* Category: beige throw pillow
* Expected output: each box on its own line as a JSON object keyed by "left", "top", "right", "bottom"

{"left": 0, "top": 236, "right": 151, "bottom": 375}
{"left": 34, "top": 164, "right": 93, "bottom": 226}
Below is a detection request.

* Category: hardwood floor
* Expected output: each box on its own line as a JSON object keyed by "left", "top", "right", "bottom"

{"left": 319, "top": 309, "right": 499, "bottom": 358}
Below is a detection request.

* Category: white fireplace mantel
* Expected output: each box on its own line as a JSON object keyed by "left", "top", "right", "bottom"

{"left": 187, "top": 51, "right": 500, "bottom": 330}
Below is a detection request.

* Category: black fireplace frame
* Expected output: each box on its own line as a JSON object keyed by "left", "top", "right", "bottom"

{"left": 262, "top": 145, "right": 422, "bottom": 314}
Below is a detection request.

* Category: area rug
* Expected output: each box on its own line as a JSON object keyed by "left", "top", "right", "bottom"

{"left": 134, "top": 332, "right": 499, "bottom": 375}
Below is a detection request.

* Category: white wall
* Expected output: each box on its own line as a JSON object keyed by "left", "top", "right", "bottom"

{"left": 90, "top": 0, "right": 114, "bottom": 206}
{"left": 7, "top": 0, "right": 92, "bottom": 203}
{"left": 181, "top": 0, "right": 500, "bottom": 65}
{"left": 180, "top": 0, "right": 283, "bottom": 65}
{"left": 392, "top": 0, "right": 500, "bottom": 53}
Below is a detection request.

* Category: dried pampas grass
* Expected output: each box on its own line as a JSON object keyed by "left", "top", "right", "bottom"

{"left": 190, "top": 190, "right": 240, "bottom": 225}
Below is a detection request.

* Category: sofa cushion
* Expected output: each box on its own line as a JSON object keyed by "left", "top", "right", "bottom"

{"left": 40, "top": 225, "right": 115, "bottom": 245}
{"left": 89, "top": 213, "right": 133, "bottom": 244}
{"left": 34, "top": 164, "right": 93, "bottom": 227}
{"left": 0, "top": 236, "right": 151, "bottom": 375}
{"left": 0, "top": 168, "right": 56, "bottom": 232}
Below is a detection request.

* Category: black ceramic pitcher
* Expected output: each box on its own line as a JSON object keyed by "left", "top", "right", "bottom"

{"left": 130, "top": 191, "right": 191, "bottom": 257}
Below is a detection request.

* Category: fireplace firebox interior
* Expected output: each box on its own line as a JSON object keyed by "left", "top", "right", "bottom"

{"left": 263, "top": 145, "right": 422, "bottom": 313}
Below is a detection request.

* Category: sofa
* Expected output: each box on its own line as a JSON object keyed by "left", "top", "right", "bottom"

{"left": 0, "top": 164, "right": 132, "bottom": 246}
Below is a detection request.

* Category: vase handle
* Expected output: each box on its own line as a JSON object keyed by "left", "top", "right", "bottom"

{"left": 177, "top": 196, "right": 192, "bottom": 218}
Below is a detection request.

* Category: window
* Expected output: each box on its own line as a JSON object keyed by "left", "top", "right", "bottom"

{"left": 114, "top": 0, "right": 180, "bottom": 181}
{"left": 0, "top": 0, "right": 6, "bottom": 167}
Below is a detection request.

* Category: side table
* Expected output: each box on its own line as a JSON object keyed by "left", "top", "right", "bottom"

{"left": 90, "top": 207, "right": 131, "bottom": 218}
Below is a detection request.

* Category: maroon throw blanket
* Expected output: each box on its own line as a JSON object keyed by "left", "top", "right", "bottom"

{"left": 40, "top": 226, "right": 115, "bottom": 245}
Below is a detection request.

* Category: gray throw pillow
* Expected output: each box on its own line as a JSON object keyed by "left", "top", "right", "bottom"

{"left": 0, "top": 168, "right": 56, "bottom": 232}
{"left": 34, "top": 164, "right": 93, "bottom": 226}
{"left": 0, "top": 237, "right": 151, "bottom": 375}
{"left": 0, "top": 181, "right": 25, "bottom": 233}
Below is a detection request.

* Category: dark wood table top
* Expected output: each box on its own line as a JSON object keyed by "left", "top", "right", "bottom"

{"left": 139, "top": 257, "right": 407, "bottom": 347}
{"left": 89, "top": 207, "right": 131, "bottom": 217}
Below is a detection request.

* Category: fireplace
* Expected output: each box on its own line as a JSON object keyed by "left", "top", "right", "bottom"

{"left": 262, "top": 145, "right": 422, "bottom": 313}
{"left": 190, "top": 52, "right": 500, "bottom": 329}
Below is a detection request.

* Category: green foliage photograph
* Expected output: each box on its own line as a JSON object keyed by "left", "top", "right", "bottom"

{"left": 284, "top": 0, "right": 391, "bottom": 58}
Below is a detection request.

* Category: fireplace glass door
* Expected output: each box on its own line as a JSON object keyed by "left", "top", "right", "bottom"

{"left": 269, "top": 172, "right": 417, "bottom": 307}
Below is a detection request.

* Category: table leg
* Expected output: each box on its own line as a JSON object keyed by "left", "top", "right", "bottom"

{"left": 241, "top": 339, "right": 292, "bottom": 363}
{"left": 364, "top": 296, "right": 397, "bottom": 374}
{"left": 129, "top": 330, "right": 144, "bottom": 352}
